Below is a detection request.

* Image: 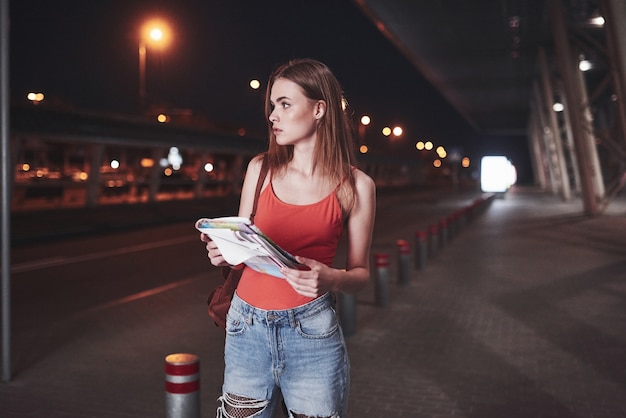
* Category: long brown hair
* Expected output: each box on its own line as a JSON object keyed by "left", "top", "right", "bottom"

{"left": 263, "top": 59, "right": 356, "bottom": 199}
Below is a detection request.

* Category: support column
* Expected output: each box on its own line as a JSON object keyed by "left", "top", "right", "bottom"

{"left": 550, "top": 0, "right": 601, "bottom": 215}
{"left": 602, "top": 0, "right": 626, "bottom": 149}
{"left": 149, "top": 148, "right": 163, "bottom": 202}
{"left": 538, "top": 48, "right": 572, "bottom": 200}
{"left": 555, "top": 81, "right": 582, "bottom": 194}
{"left": 532, "top": 82, "right": 560, "bottom": 194}
{"left": 194, "top": 153, "right": 208, "bottom": 198}
{"left": 575, "top": 54, "right": 605, "bottom": 199}
{"left": 230, "top": 154, "right": 244, "bottom": 195}
{"left": 85, "top": 143, "right": 103, "bottom": 208}
{"left": 528, "top": 111, "right": 548, "bottom": 189}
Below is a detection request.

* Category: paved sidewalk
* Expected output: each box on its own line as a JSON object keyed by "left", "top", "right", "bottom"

{"left": 346, "top": 187, "right": 626, "bottom": 417}
{"left": 2, "top": 186, "right": 626, "bottom": 417}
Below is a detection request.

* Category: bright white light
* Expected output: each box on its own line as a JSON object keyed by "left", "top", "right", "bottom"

{"left": 204, "top": 162, "right": 214, "bottom": 173}
{"left": 168, "top": 147, "right": 183, "bottom": 170}
{"left": 149, "top": 28, "right": 163, "bottom": 41}
{"left": 110, "top": 159, "right": 120, "bottom": 169}
{"left": 579, "top": 60, "right": 592, "bottom": 72}
{"left": 553, "top": 102, "right": 564, "bottom": 112}
{"left": 590, "top": 16, "right": 605, "bottom": 26}
{"left": 480, "top": 156, "right": 516, "bottom": 193}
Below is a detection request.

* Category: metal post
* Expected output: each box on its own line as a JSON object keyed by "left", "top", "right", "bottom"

{"left": 165, "top": 353, "right": 200, "bottom": 418}
{"left": 338, "top": 292, "right": 357, "bottom": 337}
{"left": 448, "top": 213, "right": 458, "bottom": 240}
{"left": 139, "top": 41, "right": 146, "bottom": 109}
{"left": 438, "top": 218, "right": 448, "bottom": 249}
{"left": 373, "top": 253, "right": 389, "bottom": 308}
{"left": 396, "top": 239, "right": 410, "bottom": 286}
{"left": 1, "top": 0, "right": 11, "bottom": 383}
{"left": 414, "top": 230, "right": 427, "bottom": 270}
{"left": 428, "top": 224, "right": 438, "bottom": 259}
{"left": 455, "top": 208, "right": 465, "bottom": 232}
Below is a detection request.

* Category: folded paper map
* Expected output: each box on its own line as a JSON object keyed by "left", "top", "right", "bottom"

{"left": 195, "top": 216, "right": 309, "bottom": 279}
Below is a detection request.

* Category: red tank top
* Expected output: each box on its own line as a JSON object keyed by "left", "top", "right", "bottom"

{"left": 236, "top": 177, "right": 344, "bottom": 309}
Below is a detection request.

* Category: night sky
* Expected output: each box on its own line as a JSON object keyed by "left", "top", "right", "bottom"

{"left": 9, "top": 0, "right": 533, "bottom": 182}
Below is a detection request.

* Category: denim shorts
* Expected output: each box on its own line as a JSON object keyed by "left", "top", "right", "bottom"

{"left": 218, "top": 292, "right": 349, "bottom": 418}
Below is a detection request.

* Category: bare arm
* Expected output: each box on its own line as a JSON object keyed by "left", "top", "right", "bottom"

{"left": 200, "top": 155, "right": 266, "bottom": 268}
{"left": 237, "top": 155, "right": 265, "bottom": 219}
{"left": 338, "top": 169, "right": 377, "bottom": 293}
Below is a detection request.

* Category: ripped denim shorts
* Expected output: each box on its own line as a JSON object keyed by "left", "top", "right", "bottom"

{"left": 217, "top": 292, "right": 349, "bottom": 418}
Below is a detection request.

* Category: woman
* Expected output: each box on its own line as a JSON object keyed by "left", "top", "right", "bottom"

{"left": 202, "top": 58, "right": 376, "bottom": 417}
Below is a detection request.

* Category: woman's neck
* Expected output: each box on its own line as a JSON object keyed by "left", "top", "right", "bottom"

{"left": 289, "top": 146, "right": 317, "bottom": 177}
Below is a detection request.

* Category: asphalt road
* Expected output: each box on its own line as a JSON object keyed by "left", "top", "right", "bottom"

{"left": 4, "top": 185, "right": 484, "bottom": 416}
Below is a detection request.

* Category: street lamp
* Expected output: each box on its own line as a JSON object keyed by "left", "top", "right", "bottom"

{"left": 138, "top": 18, "right": 171, "bottom": 108}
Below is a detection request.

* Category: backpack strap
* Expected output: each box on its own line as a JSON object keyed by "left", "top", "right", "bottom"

{"left": 250, "top": 156, "right": 268, "bottom": 223}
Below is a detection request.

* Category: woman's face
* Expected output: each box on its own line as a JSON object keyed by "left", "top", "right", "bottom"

{"left": 268, "top": 78, "right": 321, "bottom": 147}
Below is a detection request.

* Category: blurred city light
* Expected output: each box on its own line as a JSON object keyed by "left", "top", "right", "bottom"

{"left": 27, "top": 92, "right": 45, "bottom": 104}
{"left": 360, "top": 115, "right": 371, "bottom": 126}
{"left": 462, "top": 157, "right": 471, "bottom": 168}
{"left": 382, "top": 127, "right": 391, "bottom": 136}
{"left": 415, "top": 141, "right": 425, "bottom": 150}
{"left": 249, "top": 79, "right": 261, "bottom": 89}
{"left": 204, "top": 162, "right": 214, "bottom": 173}
{"left": 167, "top": 147, "right": 182, "bottom": 170}
{"left": 392, "top": 126, "right": 403, "bottom": 137}
{"left": 424, "top": 141, "right": 433, "bottom": 150}
{"left": 553, "top": 102, "right": 564, "bottom": 112}
{"left": 433, "top": 159, "right": 442, "bottom": 168}
{"left": 140, "top": 18, "right": 172, "bottom": 49}
{"left": 359, "top": 145, "right": 369, "bottom": 154}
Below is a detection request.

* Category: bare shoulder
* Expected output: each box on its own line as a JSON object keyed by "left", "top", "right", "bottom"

{"left": 338, "top": 168, "right": 375, "bottom": 220}
{"left": 238, "top": 154, "right": 267, "bottom": 217}
{"left": 352, "top": 168, "right": 376, "bottom": 196}
{"left": 246, "top": 154, "right": 265, "bottom": 178}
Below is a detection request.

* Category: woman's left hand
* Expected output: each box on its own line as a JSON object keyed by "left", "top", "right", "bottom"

{"left": 280, "top": 256, "right": 336, "bottom": 298}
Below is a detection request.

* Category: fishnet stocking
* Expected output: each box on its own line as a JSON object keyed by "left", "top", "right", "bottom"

{"left": 223, "top": 393, "right": 264, "bottom": 417}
